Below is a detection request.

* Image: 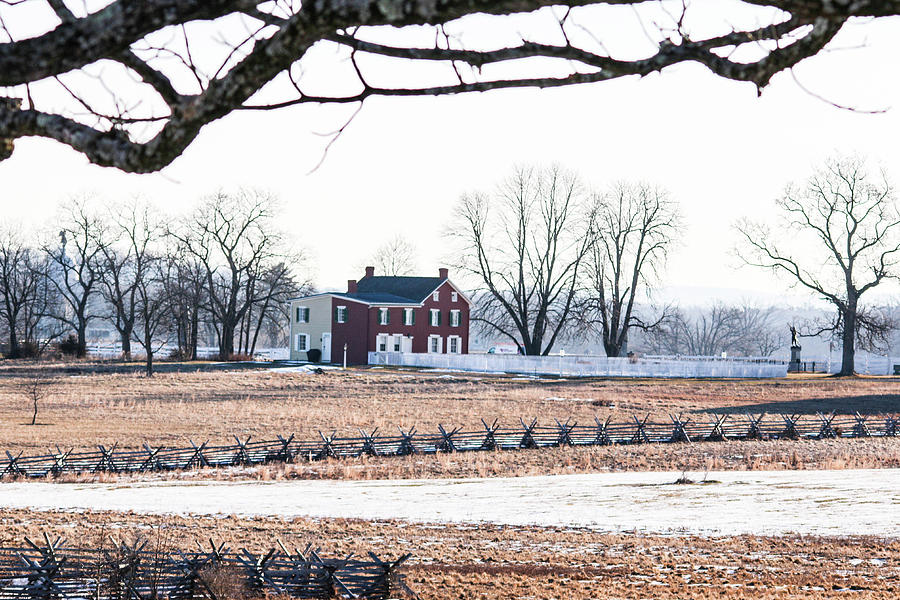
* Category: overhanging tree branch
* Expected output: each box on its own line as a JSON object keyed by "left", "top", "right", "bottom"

{"left": 0, "top": 1, "right": 877, "bottom": 171}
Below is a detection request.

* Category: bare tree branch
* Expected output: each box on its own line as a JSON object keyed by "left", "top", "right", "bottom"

{"left": 0, "top": 1, "right": 882, "bottom": 171}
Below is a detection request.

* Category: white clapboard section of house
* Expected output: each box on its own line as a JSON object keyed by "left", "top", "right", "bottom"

{"left": 368, "top": 352, "right": 789, "bottom": 378}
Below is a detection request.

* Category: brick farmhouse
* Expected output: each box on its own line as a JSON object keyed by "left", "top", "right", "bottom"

{"left": 288, "top": 267, "right": 471, "bottom": 364}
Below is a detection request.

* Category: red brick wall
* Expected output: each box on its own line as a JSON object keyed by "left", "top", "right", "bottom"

{"left": 330, "top": 297, "right": 369, "bottom": 365}
{"left": 368, "top": 281, "right": 469, "bottom": 354}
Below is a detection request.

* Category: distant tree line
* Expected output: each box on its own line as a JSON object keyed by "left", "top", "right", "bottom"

{"left": 0, "top": 190, "right": 309, "bottom": 375}
{"left": 637, "top": 303, "right": 783, "bottom": 358}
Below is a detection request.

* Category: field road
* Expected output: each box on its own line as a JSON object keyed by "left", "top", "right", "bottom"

{"left": 0, "top": 469, "right": 897, "bottom": 537}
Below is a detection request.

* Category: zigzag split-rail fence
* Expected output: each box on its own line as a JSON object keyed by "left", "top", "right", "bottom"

{"left": 2, "top": 412, "right": 897, "bottom": 479}
{"left": 0, "top": 534, "right": 414, "bottom": 600}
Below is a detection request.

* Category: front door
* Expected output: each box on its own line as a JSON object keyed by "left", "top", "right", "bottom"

{"left": 321, "top": 333, "right": 332, "bottom": 362}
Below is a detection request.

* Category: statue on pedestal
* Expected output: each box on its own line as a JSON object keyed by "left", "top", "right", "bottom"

{"left": 789, "top": 325, "right": 801, "bottom": 349}
{"left": 788, "top": 324, "right": 802, "bottom": 372}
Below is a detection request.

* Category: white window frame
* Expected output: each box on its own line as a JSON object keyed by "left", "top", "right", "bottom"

{"left": 296, "top": 306, "right": 309, "bottom": 323}
{"left": 378, "top": 307, "right": 390, "bottom": 325}
{"left": 392, "top": 334, "right": 402, "bottom": 352}
{"left": 403, "top": 308, "right": 414, "bottom": 326}
{"left": 336, "top": 305, "right": 347, "bottom": 323}
{"left": 376, "top": 333, "right": 388, "bottom": 352}
{"left": 451, "top": 292, "right": 458, "bottom": 303}
{"left": 432, "top": 290, "right": 440, "bottom": 301}
{"left": 428, "top": 334, "right": 443, "bottom": 354}
{"left": 448, "top": 335, "right": 461, "bottom": 354}
{"left": 429, "top": 309, "right": 440, "bottom": 327}
{"left": 450, "top": 309, "right": 460, "bottom": 327}
{"left": 295, "top": 333, "right": 309, "bottom": 352}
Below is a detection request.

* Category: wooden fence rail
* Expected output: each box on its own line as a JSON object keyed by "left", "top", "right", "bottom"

{"left": 1, "top": 411, "right": 897, "bottom": 480}
{"left": 0, "top": 535, "right": 414, "bottom": 600}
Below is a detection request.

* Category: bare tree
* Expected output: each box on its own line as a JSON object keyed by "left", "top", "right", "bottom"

{"left": 160, "top": 247, "right": 207, "bottom": 360}
{"left": 449, "top": 165, "right": 593, "bottom": 355}
{"left": 365, "top": 235, "right": 419, "bottom": 277}
{"left": 172, "top": 190, "right": 282, "bottom": 359}
{"left": 0, "top": 230, "right": 45, "bottom": 357}
{"left": 22, "top": 374, "right": 50, "bottom": 425}
{"left": 637, "top": 302, "right": 781, "bottom": 357}
{"left": 737, "top": 156, "right": 900, "bottom": 375}
{"left": 96, "top": 200, "right": 164, "bottom": 360}
{"left": 581, "top": 182, "right": 680, "bottom": 357}
{"left": 133, "top": 254, "right": 170, "bottom": 377}
{"left": 237, "top": 259, "right": 310, "bottom": 356}
{"left": 0, "top": 2, "right": 873, "bottom": 171}
{"left": 675, "top": 303, "right": 742, "bottom": 356}
{"left": 732, "top": 303, "right": 782, "bottom": 357}
{"left": 43, "top": 199, "right": 106, "bottom": 357}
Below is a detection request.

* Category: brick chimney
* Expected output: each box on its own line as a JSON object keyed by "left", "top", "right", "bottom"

{"left": 439, "top": 267, "right": 449, "bottom": 279}
{"left": 347, "top": 279, "right": 357, "bottom": 293}
{"left": 365, "top": 266, "right": 375, "bottom": 278}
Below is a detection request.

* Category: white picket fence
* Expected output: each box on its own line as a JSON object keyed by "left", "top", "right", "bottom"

{"left": 801, "top": 354, "right": 900, "bottom": 375}
{"left": 86, "top": 344, "right": 289, "bottom": 361}
{"left": 368, "top": 352, "right": 789, "bottom": 378}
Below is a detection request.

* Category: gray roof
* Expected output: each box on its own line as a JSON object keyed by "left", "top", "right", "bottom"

{"left": 353, "top": 276, "right": 445, "bottom": 303}
{"left": 331, "top": 291, "right": 421, "bottom": 305}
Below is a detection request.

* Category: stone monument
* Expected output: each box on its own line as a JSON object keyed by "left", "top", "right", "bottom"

{"left": 788, "top": 325, "right": 801, "bottom": 372}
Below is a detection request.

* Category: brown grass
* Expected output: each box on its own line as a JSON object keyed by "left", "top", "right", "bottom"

{"left": 0, "top": 508, "right": 896, "bottom": 599}
{"left": 0, "top": 361, "right": 898, "bottom": 478}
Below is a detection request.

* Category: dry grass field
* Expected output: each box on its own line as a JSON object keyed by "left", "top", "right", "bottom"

{"left": 0, "top": 360, "right": 899, "bottom": 478}
{"left": 1, "top": 361, "right": 897, "bottom": 599}
{"left": 0, "top": 508, "right": 896, "bottom": 599}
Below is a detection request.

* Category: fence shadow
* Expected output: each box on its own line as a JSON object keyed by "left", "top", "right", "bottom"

{"left": 700, "top": 394, "right": 900, "bottom": 416}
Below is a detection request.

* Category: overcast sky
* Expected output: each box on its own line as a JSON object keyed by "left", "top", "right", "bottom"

{"left": 2, "top": 5, "right": 900, "bottom": 305}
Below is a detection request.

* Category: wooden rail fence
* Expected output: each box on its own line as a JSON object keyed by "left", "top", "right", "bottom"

{"left": 2, "top": 412, "right": 897, "bottom": 479}
{"left": 0, "top": 534, "right": 414, "bottom": 600}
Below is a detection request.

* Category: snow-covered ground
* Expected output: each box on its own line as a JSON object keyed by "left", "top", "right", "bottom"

{"left": 1, "top": 469, "right": 897, "bottom": 537}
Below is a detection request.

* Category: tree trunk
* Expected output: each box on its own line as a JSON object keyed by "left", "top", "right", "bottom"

{"left": 76, "top": 322, "right": 87, "bottom": 357}
{"left": 121, "top": 329, "right": 132, "bottom": 361}
{"left": 189, "top": 308, "right": 199, "bottom": 360}
{"left": 144, "top": 319, "right": 153, "bottom": 377}
{"left": 220, "top": 322, "right": 235, "bottom": 360}
{"left": 250, "top": 301, "right": 269, "bottom": 357}
{"left": 31, "top": 397, "right": 37, "bottom": 425}
{"left": 839, "top": 304, "right": 856, "bottom": 376}
{"left": 8, "top": 327, "right": 19, "bottom": 359}
{"left": 604, "top": 337, "right": 622, "bottom": 358}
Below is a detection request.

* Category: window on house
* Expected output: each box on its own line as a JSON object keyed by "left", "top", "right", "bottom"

{"left": 335, "top": 306, "right": 348, "bottom": 323}
{"left": 429, "top": 335, "right": 442, "bottom": 353}
{"left": 393, "top": 336, "right": 402, "bottom": 352}
{"left": 432, "top": 290, "right": 439, "bottom": 301}
{"left": 450, "top": 310, "right": 460, "bottom": 327}
{"left": 296, "top": 333, "right": 308, "bottom": 352}
{"left": 451, "top": 292, "right": 458, "bottom": 302}
{"left": 378, "top": 307, "right": 390, "bottom": 325}
{"left": 449, "top": 336, "right": 460, "bottom": 354}
{"left": 403, "top": 308, "right": 415, "bottom": 326}
{"left": 377, "top": 334, "right": 388, "bottom": 352}
{"left": 296, "top": 307, "right": 309, "bottom": 323}
{"left": 429, "top": 309, "right": 441, "bottom": 327}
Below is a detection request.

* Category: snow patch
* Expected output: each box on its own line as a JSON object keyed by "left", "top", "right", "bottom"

{"left": 0, "top": 469, "right": 895, "bottom": 538}
{"left": 269, "top": 365, "right": 342, "bottom": 373}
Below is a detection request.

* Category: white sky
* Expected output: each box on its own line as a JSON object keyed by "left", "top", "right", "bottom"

{"left": 1, "top": 5, "right": 900, "bottom": 305}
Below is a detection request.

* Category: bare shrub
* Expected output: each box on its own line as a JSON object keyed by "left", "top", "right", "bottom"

{"left": 21, "top": 374, "right": 50, "bottom": 425}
